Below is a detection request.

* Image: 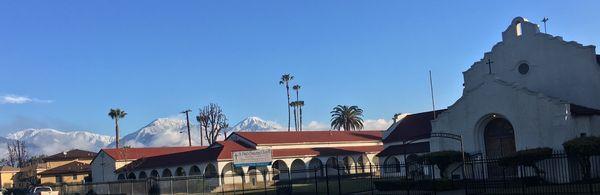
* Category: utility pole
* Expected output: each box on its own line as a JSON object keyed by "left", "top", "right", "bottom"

{"left": 181, "top": 109, "right": 192, "bottom": 146}
{"left": 542, "top": 17, "right": 549, "bottom": 34}
{"left": 429, "top": 70, "right": 436, "bottom": 118}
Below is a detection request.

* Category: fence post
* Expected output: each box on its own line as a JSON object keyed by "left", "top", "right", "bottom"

{"left": 325, "top": 164, "right": 330, "bottom": 195}
{"left": 263, "top": 171, "right": 268, "bottom": 195}
{"left": 337, "top": 163, "right": 342, "bottom": 195}
{"left": 170, "top": 179, "right": 174, "bottom": 195}
{"left": 288, "top": 170, "right": 292, "bottom": 194}
{"left": 520, "top": 165, "right": 525, "bottom": 194}
{"left": 369, "top": 163, "right": 374, "bottom": 195}
{"left": 242, "top": 174, "right": 245, "bottom": 195}
{"left": 131, "top": 180, "right": 134, "bottom": 195}
{"left": 314, "top": 168, "right": 319, "bottom": 194}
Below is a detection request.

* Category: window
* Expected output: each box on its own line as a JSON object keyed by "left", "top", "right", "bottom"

{"left": 518, "top": 63, "right": 529, "bottom": 75}
{"left": 72, "top": 174, "right": 78, "bottom": 180}
{"left": 516, "top": 22, "right": 523, "bottom": 36}
{"left": 55, "top": 176, "right": 63, "bottom": 183}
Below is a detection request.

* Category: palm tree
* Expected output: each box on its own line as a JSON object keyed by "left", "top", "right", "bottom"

{"left": 292, "top": 85, "right": 302, "bottom": 130}
{"left": 297, "top": 100, "right": 304, "bottom": 131}
{"left": 290, "top": 101, "right": 299, "bottom": 131}
{"left": 108, "top": 108, "right": 127, "bottom": 148}
{"left": 330, "top": 105, "right": 364, "bottom": 131}
{"left": 279, "top": 74, "right": 294, "bottom": 131}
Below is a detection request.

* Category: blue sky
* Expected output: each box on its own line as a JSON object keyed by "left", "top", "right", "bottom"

{"left": 1, "top": 0, "right": 599, "bottom": 136}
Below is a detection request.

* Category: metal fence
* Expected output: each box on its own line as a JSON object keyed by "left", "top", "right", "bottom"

{"left": 60, "top": 153, "right": 600, "bottom": 194}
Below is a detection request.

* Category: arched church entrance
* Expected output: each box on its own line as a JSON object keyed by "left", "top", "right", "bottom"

{"left": 483, "top": 117, "right": 517, "bottom": 178}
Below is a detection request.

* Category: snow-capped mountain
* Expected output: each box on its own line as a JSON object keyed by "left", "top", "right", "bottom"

{"left": 6, "top": 128, "right": 114, "bottom": 155}
{"left": 228, "top": 116, "right": 282, "bottom": 132}
{"left": 113, "top": 118, "right": 202, "bottom": 148}
{"left": 0, "top": 137, "right": 11, "bottom": 157}
{"left": 114, "top": 116, "right": 282, "bottom": 148}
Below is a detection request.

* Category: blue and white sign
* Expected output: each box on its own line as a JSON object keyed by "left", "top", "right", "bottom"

{"left": 232, "top": 149, "right": 272, "bottom": 167}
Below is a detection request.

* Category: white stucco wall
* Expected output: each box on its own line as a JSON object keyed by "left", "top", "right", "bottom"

{"left": 91, "top": 151, "right": 118, "bottom": 183}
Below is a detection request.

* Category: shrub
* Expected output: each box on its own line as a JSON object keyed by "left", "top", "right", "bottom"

{"left": 563, "top": 136, "right": 600, "bottom": 179}
{"left": 421, "top": 150, "right": 464, "bottom": 179}
{"left": 498, "top": 147, "right": 553, "bottom": 177}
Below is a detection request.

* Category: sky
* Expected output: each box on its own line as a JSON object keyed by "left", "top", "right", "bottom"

{"left": 1, "top": 0, "right": 599, "bottom": 136}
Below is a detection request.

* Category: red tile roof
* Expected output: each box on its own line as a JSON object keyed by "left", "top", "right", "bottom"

{"left": 43, "top": 149, "right": 96, "bottom": 162}
{"left": 234, "top": 131, "right": 382, "bottom": 145}
{"left": 101, "top": 146, "right": 206, "bottom": 161}
{"left": 39, "top": 161, "right": 90, "bottom": 176}
{"left": 117, "top": 140, "right": 250, "bottom": 172}
{"left": 383, "top": 110, "right": 445, "bottom": 143}
{"left": 271, "top": 145, "right": 383, "bottom": 158}
{"left": 376, "top": 142, "right": 430, "bottom": 157}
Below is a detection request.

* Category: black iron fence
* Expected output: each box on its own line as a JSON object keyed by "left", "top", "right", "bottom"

{"left": 59, "top": 153, "right": 600, "bottom": 194}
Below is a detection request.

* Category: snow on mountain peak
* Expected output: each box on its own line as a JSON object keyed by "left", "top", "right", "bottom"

{"left": 5, "top": 128, "right": 114, "bottom": 155}
{"left": 228, "top": 116, "right": 282, "bottom": 132}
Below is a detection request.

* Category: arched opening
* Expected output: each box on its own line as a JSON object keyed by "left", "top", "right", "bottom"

{"left": 221, "top": 162, "right": 245, "bottom": 185}
{"left": 175, "top": 167, "right": 186, "bottom": 177}
{"left": 162, "top": 169, "right": 173, "bottom": 178}
{"left": 357, "top": 155, "right": 371, "bottom": 173}
{"left": 117, "top": 173, "right": 125, "bottom": 180}
{"left": 406, "top": 154, "right": 423, "bottom": 179}
{"left": 484, "top": 117, "right": 517, "bottom": 178}
{"left": 189, "top": 165, "right": 201, "bottom": 176}
{"left": 138, "top": 171, "right": 147, "bottom": 179}
{"left": 384, "top": 156, "right": 401, "bottom": 173}
{"left": 326, "top": 157, "right": 340, "bottom": 176}
{"left": 204, "top": 164, "right": 217, "bottom": 178}
{"left": 247, "top": 166, "right": 267, "bottom": 186}
{"left": 308, "top": 158, "right": 324, "bottom": 177}
{"left": 150, "top": 170, "right": 159, "bottom": 178}
{"left": 127, "top": 172, "right": 136, "bottom": 180}
{"left": 343, "top": 156, "right": 356, "bottom": 174}
{"left": 516, "top": 22, "right": 522, "bottom": 36}
{"left": 272, "top": 160, "right": 289, "bottom": 181}
{"left": 290, "top": 159, "right": 307, "bottom": 180}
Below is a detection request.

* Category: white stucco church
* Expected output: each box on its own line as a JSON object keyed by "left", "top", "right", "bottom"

{"left": 381, "top": 17, "right": 600, "bottom": 166}
{"left": 431, "top": 16, "right": 600, "bottom": 157}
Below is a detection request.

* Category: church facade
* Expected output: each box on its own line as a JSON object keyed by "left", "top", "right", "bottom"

{"left": 429, "top": 17, "right": 600, "bottom": 157}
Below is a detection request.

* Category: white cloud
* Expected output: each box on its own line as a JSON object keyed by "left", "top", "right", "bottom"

{"left": 304, "top": 119, "right": 393, "bottom": 131}
{"left": 0, "top": 95, "right": 52, "bottom": 104}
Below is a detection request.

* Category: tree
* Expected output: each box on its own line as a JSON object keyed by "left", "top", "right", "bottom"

{"left": 108, "top": 108, "right": 127, "bottom": 148}
{"left": 197, "top": 103, "right": 229, "bottom": 145}
{"left": 330, "top": 105, "right": 364, "bottom": 131}
{"left": 290, "top": 101, "right": 299, "bottom": 131}
{"left": 279, "top": 74, "right": 294, "bottom": 131}
{"left": 297, "top": 101, "right": 304, "bottom": 131}
{"left": 292, "top": 85, "right": 302, "bottom": 131}
{"left": 6, "top": 140, "right": 28, "bottom": 167}
{"left": 421, "top": 150, "right": 464, "bottom": 179}
{"left": 499, "top": 147, "right": 553, "bottom": 177}
{"left": 563, "top": 136, "right": 600, "bottom": 179}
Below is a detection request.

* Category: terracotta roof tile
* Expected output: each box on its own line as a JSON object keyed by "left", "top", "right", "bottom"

{"left": 234, "top": 131, "right": 382, "bottom": 145}
{"left": 43, "top": 149, "right": 96, "bottom": 162}
{"left": 39, "top": 161, "right": 90, "bottom": 176}
{"left": 383, "top": 110, "right": 445, "bottom": 143}
{"left": 102, "top": 146, "right": 205, "bottom": 161}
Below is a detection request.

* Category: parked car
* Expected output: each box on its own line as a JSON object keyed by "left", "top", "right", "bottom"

{"left": 28, "top": 186, "right": 58, "bottom": 195}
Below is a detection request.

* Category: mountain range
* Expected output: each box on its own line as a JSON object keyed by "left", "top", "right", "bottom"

{"left": 0, "top": 116, "right": 282, "bottom": 156}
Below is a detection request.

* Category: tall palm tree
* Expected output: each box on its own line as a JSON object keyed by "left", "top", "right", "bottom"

{"left": 297, "top": 100, "right": 304, "bottom": 131}
{"left": 290, "top": 101, "right": 299, "bottom": 131}
{"left": 279, "top": 74, "right": 294, "bottom": 131}
{"left": 292, "top": 85, "right": 302, "bottom": 130}
{"left": 108, "top": 108, "right": 127, "bottom": 148}
{"left": 330, "top": 105, "right": 364, "bottom": 131}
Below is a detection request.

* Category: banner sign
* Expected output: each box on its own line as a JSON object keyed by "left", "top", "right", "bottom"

{"left": 232, "top": 149, "right": 272, "bottom": 167}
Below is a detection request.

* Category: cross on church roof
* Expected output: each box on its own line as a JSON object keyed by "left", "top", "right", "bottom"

{"left": 486, "top": 58, "right": 494, "bottom": 74}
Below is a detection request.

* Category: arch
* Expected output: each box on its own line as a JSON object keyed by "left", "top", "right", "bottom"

{"left": 343, "top": 156, "right": 356, "bottom": 174}
{"left": 384, "top": 156, "right": 401, "bottom": 173}
{"left": 221, "top": 162, "right": 245, "bottom": 185}
{"left": 127, "top": 172, "right": 136, "bottom": 180}
{"left": 204, "top": 164, "right": 217, "bottom": 178}
{"left": 150, "top": 170, "right": 159, "bottom": 178}
{"left": 162, "top": 169, "right": 173, "bottom": 177}
{"left": 326, "top": 157, "right": 340, "bottom": 176}
{"left": 357, "top": 155, "right": 371, "bottom": 173}
{"left": 290, "top": 159, "right": 307, "bottom": 180}
{"left": 406, "top": 154, "right": 423, "bottom": 179}
{"left": 117, "top": 173, "right": 125, "bottom": 180}
{"left": 175, "top": 167, "right": 186, "bottom": 177}
{"left": 308, "top": 158, "right": 324, "bottom": 177}
{"left": 189, "top": 165, "right": 201, "bottom": 176}
{"left": 482, "top": 116, "right": 517, "bottom": 178}
{"left": 138, "top": 171, "right": 147, "bottom": 179}
{"left": 247, "top": 166, "right": 267, "bottom": 186}
{"left": 516, "top": 22, "right": 522, "bottom": 36}
{"left": 272, "top": 160, "right": 290, "bottom": 180}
